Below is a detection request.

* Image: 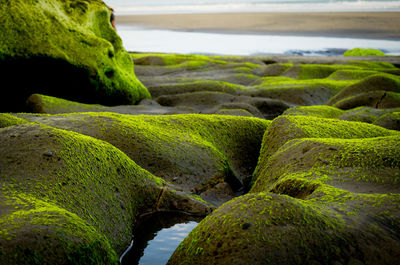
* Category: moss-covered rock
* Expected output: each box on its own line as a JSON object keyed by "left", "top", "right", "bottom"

{"left": 0, "top": 122, "right": 212, "bottom": 264}
{"left": 332, "top": 91, "right": 400, "bottom": 110}
{"left": 282, "top": 105, "right": 345, "bottom": 119}
{"left": 0, "top": 0, "right": 150, "bottom": 112}
{"left": 214, "top": 108, "right": 255, "bottom": 117}
{"left": 25, "top": 94, "right": 193, "bottom": 115}
{"left": 0, "top": 113, "right": 28, "bottom": 128}
{"left": 338, "top": 107, "right": 400, "bottom": 124}
{"left": 328, "top": 74, "right": 400, "bottom": 106}
{"left": 373, "top": 112, "right": 400, "bottom": 131}
{"left": 253, "top": 115, "right": 398, "bottom": 180}
{"left": 344, "top": 48, "right": 386, "bottom": 57}
{"left": 16, "top": 113, "right": 271, "bottom": 202}
{"left": 282, "top": 105, "right": 400, "bottom": 126}
{"left": 169, "top": 115, "right": 400, "bottom": 264}
{"left": 169, "top": 189, "right": 400, "bottom": 265}
{"left": 252, "top": 135, "right": 400, "bottom": 193}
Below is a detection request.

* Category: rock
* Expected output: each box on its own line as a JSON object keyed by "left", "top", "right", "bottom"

{"left": 253, "top": 115, "right": 398, "bottom": 179}
{"left": 338, "top": 107, "right": 400, "bottom": 124}
{"left": 373, "top": 112, "right": 400, "bottom": 131}
{"left": 282, "top": 105, "right": 345, "bottom": 119}
{"left": 0, "top": 123, "right": 212, "bottom": 264}
{"left": 214, "top": 108, "right": 255, "bottom": 117}
{"left": 0, "top": 113, "right": 28, "bottom": 128}
{"left": 0, "top": 0, "right": 150, "bottom": 112}
{"left": 169, "top": 118, "right": 400, "bottom": 265}
{"left": 332, "top": 91, "right": 400, "bottom": 110}
{"left": 25, "top": 93, "right": 196, "bottom": 115}
{"left": 15, "top": 113, "right": 271, "bottom": 197}
{"left": 328, "top": 74, "right": 400, "bottom": 106}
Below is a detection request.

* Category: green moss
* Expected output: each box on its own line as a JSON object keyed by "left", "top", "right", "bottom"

{"left": 343, "top": 48, "right": 386, "bottom": 56}
{"left": 252, "top": 135, "right": 400, "bottom": 192}
{"left": 0, "top": 0, "right": 150, "bottom": 111}
{"left": 215, "top": 109, "right": 254, "bottom": 117}
{"left": 0, "top": 114, "right": 28, "bottom": 128}
{"left": 286, "top": 64, "right": 359, "bottom": 80}
{"left": 328, "top": 69, "right": 382, "bottom": 80}
{"left": 16, "top": 112, "right": 271, "bottom": 192}
{"left": 27, "top": 94, "right": 104, "bottom": 114}
{"left": 171, "top": 130, "right": 400, "bottom": 264}
{"left": 282, "top": 105, "right": 345, "bottom": 119}
{"left": 339, "top": 107, "right": 400, "bottom": 124}
{"left": 253, "top": 115, "right": 399, "bottom": 184}
{"left": 373, "top": 111, "right": 400, "bottom": 130}
{"left": 0, "top": 192, "right": 118, "bottom": 265}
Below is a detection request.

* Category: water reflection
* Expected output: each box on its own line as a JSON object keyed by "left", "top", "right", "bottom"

{"left": 121, "top": 212, "right": 201, "bottom": 265}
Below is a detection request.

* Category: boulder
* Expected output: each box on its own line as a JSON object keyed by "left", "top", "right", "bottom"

{"left": 0, "top": 122, "right": 211, "bottom": 264}
{"left": 169, "top": 115, "right": 400, "bottom": 265}
{"left": 374, "top": 112, "right": 400, "bottom": 131}
{"left": 328, "top": 74, "right": 400, "bottom": 106}
{"left": 15, "top": 113, "right": 271, "bottom": 203}
{"left": 253, "top": 115, "right": 398, "bottom": 180}
{"left": 0, "top": 0, "right": 150, "bottom": 112}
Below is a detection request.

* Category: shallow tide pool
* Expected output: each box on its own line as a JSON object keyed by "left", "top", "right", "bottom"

{"left": 120, "top": 213, "right": 201, "bottom": 265}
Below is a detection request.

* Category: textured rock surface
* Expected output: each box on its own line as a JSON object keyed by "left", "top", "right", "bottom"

{"left": 0, "top": 120, "right": 212, "bottom": 264}
{"left": 16, "top": 112, "right": 270, "bottom": 202}
{"left": 0, "top": 0, "right": 150, "bottom": 112}
{"left": 169, "top": 116, "right": 400, "bottom": 265}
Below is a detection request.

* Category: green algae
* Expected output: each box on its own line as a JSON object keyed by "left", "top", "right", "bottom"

{"left": 0, "top": 192, "right": 118, "bottom": 265}
{"left": 252, "top": 135, "right": 400, "bottom": 193}
{"left": 0, "top": 114, "right": 28, "bottom": 128}
{"left": 0, "top": 121, "right": 214, "bottom": 263}
{"left": 27, "top": 94, "right": 104, "bottom": 114}
{"left": 252, "top": 115, "right": 400, "bottom": 186}
{"left": 373, "top": 111, "right": 400, "bottom": 130}
{"left": 0, "top": 0, "right": 150, "bottom": 110}
{"left": 282, "top": 105, "right": 345, "bottom": 119}
{"left": 343, "top": 48, "right": 386, "bottom": 57}
{"left": 15, "top": 112, "right": 271, "bottom": 191}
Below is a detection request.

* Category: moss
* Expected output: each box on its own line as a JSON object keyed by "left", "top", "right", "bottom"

{"left": 148, "top": 80, "right": 248, "bottom": 98}
{"left": 284, "top": 64, "right": 359, "bottom": 80}
{"left": 16, "top": 112, "right": 271, "bottom": 193}
{"left": 252, "top": 135, "right": 400, "bottom": 192}
{"left": 215, "top": 109, "right": 254, "bottom": 117}
{"left": 332, "top": 91, "right": 400, "bottom": 110}
{"left": 328, "top": 73, "right": 400, "bottom": 106}
{"left": 0, "top": 114, "right": 28, "bottom": 128}
{"left": 338, "top": 107, "right": 400, "bottom": 124}
{"left": 26, "top": 94, "right": 104, "bottom": 114}
{"left": 0, "top": 120, "right": 214, "bottom": 263}
{"left": 282, "top": 105, "right": 345, "bottom": 119}
{"left": 0, "top": 192, "right": 118, "bottom": 265}
{"left": 0, "top": 0, "right": 150, "bottom": 111}
{"left": 373, "top": 111, "right": 400, "bottom": 130}
{"left": 252, "top": 115, "right": 399, "bottom": 183}
{"left": 170, "top": 128, "right": 400, "bottom": 264}
{"left": 169, "top": 191, "right": 400, "bottom": 265}
{"left": 328, "top": 69, "right": 382, "bottom": 80}
{"left": 343, "top": 48, "right": 386, "bottom": 56}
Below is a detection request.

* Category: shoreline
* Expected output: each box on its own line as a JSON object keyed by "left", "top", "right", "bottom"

{"left": 116, "top": 12, "right": 400, "bottom": 40}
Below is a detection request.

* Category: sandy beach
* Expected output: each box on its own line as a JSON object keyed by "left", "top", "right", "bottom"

{"left": 116, "top": 12, "right": 400, "bottom": 39}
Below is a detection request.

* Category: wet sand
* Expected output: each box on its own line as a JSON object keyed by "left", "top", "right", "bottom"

{"left": 116, "top": 12, "right": 400, "bottom": 39}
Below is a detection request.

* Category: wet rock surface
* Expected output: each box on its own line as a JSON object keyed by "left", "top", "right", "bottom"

{"left": 2, "top": 49, "right": 400, "bottom": 264}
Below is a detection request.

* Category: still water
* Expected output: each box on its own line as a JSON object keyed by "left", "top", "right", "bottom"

{"left": 120, "top": 212, "right": 201, "bottom": 265}
{"left": 118, "top": 26, "right": 400, "bottom": 56}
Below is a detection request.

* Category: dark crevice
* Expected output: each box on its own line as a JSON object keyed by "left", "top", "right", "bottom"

{"left": 262, "top": 60, "right": 278, "bottom": 65}
{"left": 375, "top": 92, "right": 387, "bottom": 108}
